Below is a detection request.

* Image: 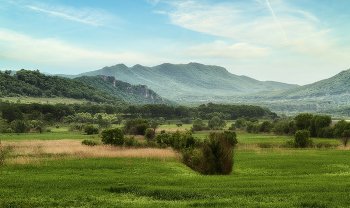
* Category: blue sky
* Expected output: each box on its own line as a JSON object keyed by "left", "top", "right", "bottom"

{"left": 0, "top": 0, "right": 349, "bottom": 85}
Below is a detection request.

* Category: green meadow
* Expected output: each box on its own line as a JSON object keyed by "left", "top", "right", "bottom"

{"left": 1, "top": 130, "right": 349, "bottom": 207}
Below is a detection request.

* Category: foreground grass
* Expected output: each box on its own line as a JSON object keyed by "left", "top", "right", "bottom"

{"left": 1, "top": 147, "right": 350, "bottom": 207}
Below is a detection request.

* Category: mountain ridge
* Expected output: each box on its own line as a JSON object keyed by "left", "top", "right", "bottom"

{"left": 60, "top": 62, "right": 298, "bottom": 101}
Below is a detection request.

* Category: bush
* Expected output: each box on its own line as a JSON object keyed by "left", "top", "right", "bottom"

{"left": 176, "top": 123, "right": 182, "bottom": 127}
{"left": 315, "top": 141, "right": 333, "bottom": 148}
{"left": 84, "top": 123, "right": 99, "bottom": 135}
{"left": 135, "top": 123, "right": 149, "bottom": 135}
{"left": 257, "top": 142, "right": 273, "bottom": 148}
{"left": 11, "top": 120, "right": 28, "bottom": 133}
{"left": 182, "top": 131, "right": 238, "bottom": 175}
{"left": 228, "top": 123, "right": 236, "bottom": 130}
{"left": 101, "top": 128, "right": 124, "bottom": 146}
{"left": 294, "top": 130, "right": 313, "bottom": 148}
{"left": 124, "top": 136, "right": 140, "bottom": 147}
{"left": 144, "top": 128, "right": 155, "bottom": 141}
{"left": 81, "top": 139, "right": 99, "bottom": 146}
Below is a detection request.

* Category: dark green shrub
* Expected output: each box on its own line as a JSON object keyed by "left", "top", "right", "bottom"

{"left": 259, "top": 121, "right": 273, "bottom": 133}
{"left": 81, "top": 139, "right": 99, "bottom": 146}
{"left": 182, "top": 131, "right": 238, "bottom": 175}
{"left": 180, "top": 117, "right": 192, "bottom": 124}
{"left": 124, "top": 118, "right": 149, "bottom": 135}
{"left": 135, "top": 123, "right": 149, "bottom": 135}
{"left": 294, "top": 130, "right": 313, "bottom": 148}
{"left": 176, "top": 123, "right": 182, "bottom": 127}
{"left": 257, "top": 142, "right": 273, "bottom": 148}
{"left": 155, "top": 133, "right": 172, "bottom": 147}
{"left": 124, "top": 136, "right": 140, "bottom": 147}
{"left": 160, "top": 130, "right": 166, "bottom": 134}
{"left": 192, "top": 118, "right": 206, "bottom": 131}
{"left": 144, "top": 128, "right": 155, "bottom": 141}
{"left": 228, "top": 123, "right": 236, "bottom": 130}
{"left": 101, "top": 128, "right": 124, "bottom": 146}
{"left": 341, "top": 130, "right": 350, "bottom": 146}
{"left": 11, "top": 120, "right": 28, "bottom": 133}
{"left": 84, "top": 123, "right": 99, "bottom": 135}
{"left": 98, "top": 118, "right": 111, "bottom": 129}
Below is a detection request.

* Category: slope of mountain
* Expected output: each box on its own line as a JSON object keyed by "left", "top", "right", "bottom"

{"left": 64, "top": 63, "right": 298, "bottom": 101}
{"left": 74, "top": 75, "right": 178, "bottom": 106}
{"left": 239, "top": 68, "right": 350, "bottom": 102}
{"left": 0, "top": 69, "right": 126, "bottom": 106}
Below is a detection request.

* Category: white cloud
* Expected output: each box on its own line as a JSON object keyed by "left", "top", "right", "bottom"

{"left": 153, "top": 10, "right": 167, "bottom": 14}
{"left": 166, "top": 0, "right": 350, "bottom": 62}
{"left": 146, "top": 0, "right": 160, "bottom": 6}
{"left": 0, "top": 29, "right": 162, "bottom": 70}
{"left": 183, "top": 41, "right": 272, "bottom": 59}
{"left": 25, "top": 5, "right": 108, "bottom": 26}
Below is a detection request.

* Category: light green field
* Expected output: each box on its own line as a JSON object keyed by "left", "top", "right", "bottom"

{"left": 0, "top": 96, "right": 94, "bottom": 104}
{"left": 0, "top": 130, "right": 348, "bottom": 207}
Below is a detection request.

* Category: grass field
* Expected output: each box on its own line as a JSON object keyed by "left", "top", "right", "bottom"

{"left": 0, "top": 96, "right": 94, "bottom": 104}
{"left": 1, "top": 130, "right": 349, "bottom": 207}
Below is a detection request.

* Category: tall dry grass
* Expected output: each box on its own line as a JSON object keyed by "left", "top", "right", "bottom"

{"left": 2, "top": 140, "right": 180, "bottom": 165}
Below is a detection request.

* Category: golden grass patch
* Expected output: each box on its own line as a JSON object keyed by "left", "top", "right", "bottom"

{"left": 2, "top": 140, "right": 180, "bottom": 165}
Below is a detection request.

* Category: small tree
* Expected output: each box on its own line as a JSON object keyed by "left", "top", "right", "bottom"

{"left": 341, "top": 130, "right": 350, "bottom": 146}
{"left": 84, "top": 123, "right": 99, "bottom": 135}
{"left": 145, "top": 128, "right": 155, "bottom": 141}
{"left": 101, "top": 128, "right": 124, "bottom": 146}
{"left": 294, "top": 130, "right": 313, "bottom": 148}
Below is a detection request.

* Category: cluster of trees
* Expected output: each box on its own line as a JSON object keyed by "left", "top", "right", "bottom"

{"left": 0, "top": 70, "right": 126, "bottom": 105}
{"left": 122, "top": 103, "right": 275, "bottom": 120}
{"left": 236, "top": 113, "right": 350, "bottom": 143}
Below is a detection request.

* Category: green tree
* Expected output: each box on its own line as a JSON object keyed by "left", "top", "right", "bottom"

{"left": 101, "top": 128, "right": 124, "bottom": 146}
{"left": 294, "top": 113, "right": 313, "bottom": 130}
{"left": 294, "top": 130, "right": 313, "bottom": 148}
{"left": 208, "top": 116, "right": 226, "bottom": 130}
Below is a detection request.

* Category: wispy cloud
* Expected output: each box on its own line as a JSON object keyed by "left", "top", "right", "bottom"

{"left": 165, "top": 0, "right": 350, "bottom": 61}
{"left": 0, "top": 29, "right": 162, "bottom": 70}
{"left": 25, "top": 5, "right": 107, "bottom": 26}
{"left": 183, "top": 40, "right": 272, "bottom": 59}
{"left": 153, "top": 10, "right": 167, "bottom": 14}
{"left": 4, "top": 0, "right": 120, "bottom": 27}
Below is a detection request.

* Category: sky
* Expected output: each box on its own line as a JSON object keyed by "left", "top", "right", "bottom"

{"left": 0, "top": 0, "right": 349, "bottom": 85}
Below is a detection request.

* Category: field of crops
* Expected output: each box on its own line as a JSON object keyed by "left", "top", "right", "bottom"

{"left": 1, "top": 130, "right": 349, "bottom": 207}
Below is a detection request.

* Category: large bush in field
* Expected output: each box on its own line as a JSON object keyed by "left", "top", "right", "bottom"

{"left": 101, "top": 128, "right": 124, "bottom": 146}
{"left": 294, "top": 130, "right": 313, "bottom": 148}
{"left": 124, "top": 118, "right": 149, "bottom": 135}
{"left": 84, "top": 123, "right": 99, "bottom": 135}
{"left": 183, "top": 131, "right": 238, "bottom": 175}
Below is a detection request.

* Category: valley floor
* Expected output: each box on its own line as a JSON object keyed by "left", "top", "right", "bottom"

{"left": 0, "top": 131, "right": 349, "bottom": 207}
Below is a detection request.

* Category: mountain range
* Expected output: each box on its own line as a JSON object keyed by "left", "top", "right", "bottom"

{"left": 61, "top": 63, "right": 298, "bottom": 102}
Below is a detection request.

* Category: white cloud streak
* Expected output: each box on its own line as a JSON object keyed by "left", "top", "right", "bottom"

{"left": 183, "top": 41, "right": 272, "bottom": 59}
{"left": 25, "top": 5, "right": 104, "bottom": 26}
{"left": 166, "top": 0, "right": 350, "bottom": 62}
{"left": 0, "top": 29, "right": 162, "bottom": 71}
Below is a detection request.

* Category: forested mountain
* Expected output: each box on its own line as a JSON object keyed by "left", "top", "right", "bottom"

{"left": 74, "top": 75, "right": 178, "bottom": 106}
{"left": 61, "top": 63, "right": 297, "bottom": 101}
{"left": 0, "top": 69, "right": 126, "bottom": 106}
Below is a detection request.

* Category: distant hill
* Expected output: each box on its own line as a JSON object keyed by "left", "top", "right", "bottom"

{"left": 60, "top": 63, "right": 298, "bottom": 101}
{"left": 226, "top": 68, "right": 350, "bottom": 114}
{"left": 239, "top": 68, "right": 350, "bottom": 101}
{"left": 74, "top": 75, "right": 178, "bottom": 106}
{"left": 0, "top": 69, "right": 126, "bottom": 106}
